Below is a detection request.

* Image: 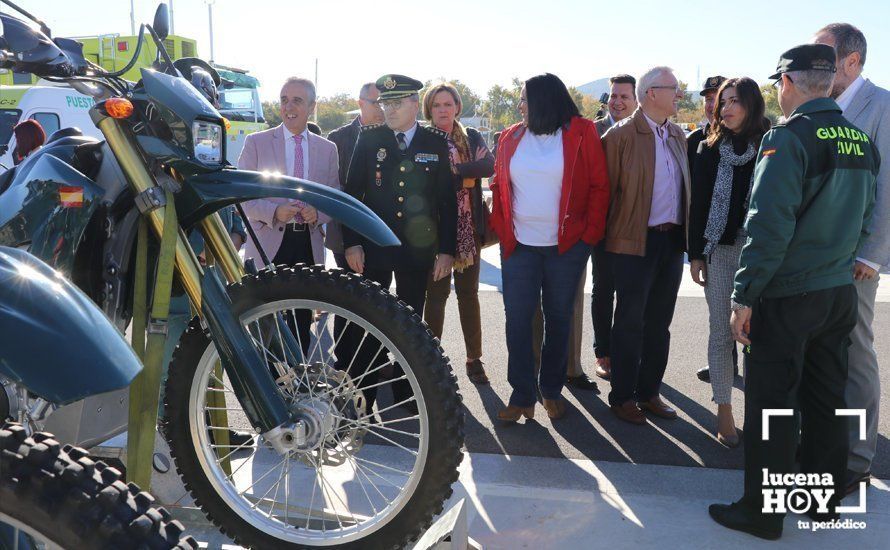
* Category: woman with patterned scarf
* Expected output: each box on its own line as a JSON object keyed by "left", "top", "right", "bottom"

{"left": 422, "top": 83, "right": 495, "bottom": 385}
{"left": 688, "top": 77, "right": 770, "bottom": 448}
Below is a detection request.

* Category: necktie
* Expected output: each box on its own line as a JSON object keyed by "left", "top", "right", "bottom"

{"left": 396, "top": 132, "right": 407, "bottom": 154}
{"left": 292, "top": 133, "right": 305, "bottom": 222}
{"left": 293, "top": 133, "right": 304, "bottom": 178}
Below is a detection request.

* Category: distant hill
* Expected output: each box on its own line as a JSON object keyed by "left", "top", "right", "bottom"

{"left": 576, "top": 78, "right": 610, "bottom": 99}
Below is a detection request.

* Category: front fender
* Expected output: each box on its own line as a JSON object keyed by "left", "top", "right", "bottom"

{"left": 0, "top": 247, "right": 141, "bottom": 404}
{"left": 178, "top": 169, "right": 400, "bottom": 247}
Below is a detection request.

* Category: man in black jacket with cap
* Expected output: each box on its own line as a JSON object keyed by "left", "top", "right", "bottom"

{"left": 339, "top": 74, "right": 457, "bottom": 412}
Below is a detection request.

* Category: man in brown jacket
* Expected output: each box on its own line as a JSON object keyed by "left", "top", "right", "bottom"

{"left": 601, "top": 66, "right": 691, "bottom": 425}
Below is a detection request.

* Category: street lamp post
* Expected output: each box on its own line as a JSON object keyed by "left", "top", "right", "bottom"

{"left": 130, "top": 0, "right": 136, "bottom": 35}
{"left": 204, "top": 0, "right": 215, "bottom": 63}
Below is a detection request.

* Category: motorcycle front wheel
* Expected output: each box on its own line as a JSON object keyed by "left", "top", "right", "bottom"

{"left": 0, "top": 423, "right": 197, "bottom": 550}
{"left": 163, "top": 265, "right": 464, "bottom": 549}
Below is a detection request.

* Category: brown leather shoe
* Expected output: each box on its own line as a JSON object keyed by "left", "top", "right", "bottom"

{"left": 594, "top": 357, "right": 611, "bottom": 380}
{"left": 497, "top": 405, "right": 535, "bottom": 423}
{"left": 610, "top": 401, "right": 646, "bottom": 425}
{"left": 638, "top": 396, "right": 678, "bottom": 419}
{"left": 542, "top": 398, "right": 567, "bottom": 420}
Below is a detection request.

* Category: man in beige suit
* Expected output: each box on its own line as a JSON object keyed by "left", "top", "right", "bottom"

{"left": 238, "top": 76, "right": 340, "bottom": 354}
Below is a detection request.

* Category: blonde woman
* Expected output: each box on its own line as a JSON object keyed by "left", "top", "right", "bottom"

{"left": 422, "top": 83, "right": 495, "bottom": 385}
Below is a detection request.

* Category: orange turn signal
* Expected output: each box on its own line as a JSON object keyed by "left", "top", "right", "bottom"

{"left": 105, "top": 98, "right": 134, "bottom": 119}
{"left": 222, "top": 117, "right": 231, "bottom": 130}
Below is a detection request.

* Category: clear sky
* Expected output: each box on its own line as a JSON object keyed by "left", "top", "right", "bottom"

{"left": 7, "top": 0, "right": 890, "bottom": 100}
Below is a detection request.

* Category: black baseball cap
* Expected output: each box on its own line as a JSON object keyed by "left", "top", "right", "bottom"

{"left": 699, "top": 75, "right": 726, "bottom": 96}
{"left": 769, "top": 44, "right": 837, "bottom": 80}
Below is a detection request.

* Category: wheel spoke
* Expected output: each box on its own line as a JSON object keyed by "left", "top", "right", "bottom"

{"left": 313, "top": 452, "right": 360, "bottom": 529}
{"left": 335, "top": 415, "right": 420, "bottom": 439}
{"left": 208, "top": 372, "right": 235, "bottom": 394}
{"left": 250, "top": 459, "right": 287, "bottom": 513}
{"left": 349, "top": 456, "right": 406, "bottom": 492}
{"left": 352, "top": 455, "right": 414, "bottom": 477}
{"left": 328, "top": 428, "right": 384, "bottom": 513}
{"left": 182, "top": 293, "right": 440, "bottom": 545}
{"left": 284, "top": 454, "right": 291, "bottom": 527}
{"left": 349, "top": 426, "right": 418, "bottom": 456}
{"left": 210, "top": 437, "right": 259, "bottom": 464}
{"left": 356, "top": 395, "right": 415, "bottom": 420}
{"left": 236, "top": 455, "right": 290, "bottom": 498}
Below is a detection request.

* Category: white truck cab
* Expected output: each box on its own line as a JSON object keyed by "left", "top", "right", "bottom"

{"left": 0, "top": 84, "right": 99, "bottom": 168}
{"left": 1, "top": 81, "right": 262, "bottom": 169}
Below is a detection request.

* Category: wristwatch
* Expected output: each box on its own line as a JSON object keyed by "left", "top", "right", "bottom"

{"left": 730, "top": 300, "right": 750, "bottom": 312}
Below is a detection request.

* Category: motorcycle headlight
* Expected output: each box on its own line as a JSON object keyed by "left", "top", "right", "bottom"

{"left": 192, "top": 120, "right": 223, "bottom": 164}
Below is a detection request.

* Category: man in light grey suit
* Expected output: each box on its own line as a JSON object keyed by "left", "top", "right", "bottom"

{"left": 814, "top": 23, "right": 890, "bottom": 495}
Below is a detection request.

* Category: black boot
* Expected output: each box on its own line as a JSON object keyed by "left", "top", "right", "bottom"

{"left": 708, "top": 502, "right": 782, "bottom": 540}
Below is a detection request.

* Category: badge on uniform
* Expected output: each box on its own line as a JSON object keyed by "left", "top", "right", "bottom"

{"left": 377, "top": 148, "right": 387, "bottom": 162}
{"left": 375, "top": 170, "right": 382, "bottom": 186}
{"left": 415, "top": 153, "right": 438, "bottom": 163}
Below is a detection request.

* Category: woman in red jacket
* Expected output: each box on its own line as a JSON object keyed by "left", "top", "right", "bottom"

{"left": 490, "top": 73, "right": 609, "bottom": 422}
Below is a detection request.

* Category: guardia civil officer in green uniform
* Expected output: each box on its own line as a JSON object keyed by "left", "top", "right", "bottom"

{"left": 709, "top": 44, "right": 878, "bottom": 540}
{"left": 341, "top": 74, "right": 457, "bottom": 410}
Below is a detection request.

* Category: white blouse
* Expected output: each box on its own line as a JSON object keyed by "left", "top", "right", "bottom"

{"left": 509, "top": 128, "right": 564, "bottom": 246}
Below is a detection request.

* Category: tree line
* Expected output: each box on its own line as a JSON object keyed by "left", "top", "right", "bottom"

{"left": 262, "top": 78, "right": 784, "bottom": 136}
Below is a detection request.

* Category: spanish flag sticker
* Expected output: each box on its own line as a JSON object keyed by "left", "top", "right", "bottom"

{"left": 762, "top": 148, "right": 777, "bottom": 157}
{"left": 59, "top": 186, "right": 84, "bottom": 208}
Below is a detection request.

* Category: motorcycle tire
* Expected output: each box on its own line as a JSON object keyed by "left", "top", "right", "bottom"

{"left": 0, "top": 423, "right": 198, "bottom": 550}
{"left": 163, "top": 265, "right": 464, "bottom": 549}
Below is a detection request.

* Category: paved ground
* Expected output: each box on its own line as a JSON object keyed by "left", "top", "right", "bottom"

{"left": 170, "top": 253, "right": 890, "bottom": 547}
{"left": 181, "top": 451, "right": 889, "bottom": 550}
{"left": 446, "top": 292, "right": 890, "bottom": 478}
{"left": 444, "top": 247, "right": 890, "bottom": 479}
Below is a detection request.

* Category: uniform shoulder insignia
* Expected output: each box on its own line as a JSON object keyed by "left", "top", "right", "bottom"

{"left": 420, "top": 125, "right": 448, "bottom": 140}
{"left": 361, "top": 123, "right": 385, "bottom": 132}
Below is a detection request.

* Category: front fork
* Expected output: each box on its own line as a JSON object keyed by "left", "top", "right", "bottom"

{"left": 96, "top": 116, "right": 292, "bottom": 439}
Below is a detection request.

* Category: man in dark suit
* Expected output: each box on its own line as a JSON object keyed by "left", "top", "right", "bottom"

{"left": 590, "top": 74, "right": 637, "bottom": 381}
{"left": 325, "top": 82, "right": 384, "bottom": 268}
{"left": 340, "top": 74, "right": 457, "bottom": 411}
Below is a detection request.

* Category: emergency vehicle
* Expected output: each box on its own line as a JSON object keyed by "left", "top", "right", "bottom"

{"left": 0, "top": 34, "right": 266, "bottom": 167}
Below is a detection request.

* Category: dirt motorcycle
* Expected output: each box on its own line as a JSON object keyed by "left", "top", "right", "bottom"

{"left": 0, "top": 246, "right": 197, "bottom": 549}
{"left": 0, "top": 2, "right": 463, "bottom": 548}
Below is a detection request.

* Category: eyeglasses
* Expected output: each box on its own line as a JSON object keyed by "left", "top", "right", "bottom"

{"left": 650, "top": 85, "right": 681, "bottom": 94}
{"left": 772, "top": 75, "right": 793, "bottom": 89}
{"left": 380, "top": 99, "right": 405, "bottom": 111}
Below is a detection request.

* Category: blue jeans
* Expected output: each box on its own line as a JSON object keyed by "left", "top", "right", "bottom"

{"left": 502, "top": 241, "right": 591, "bottom": 407}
